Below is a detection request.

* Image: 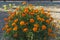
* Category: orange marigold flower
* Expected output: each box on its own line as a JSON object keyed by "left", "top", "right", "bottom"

{"left": 12, "top": 23, "right": 16, "bottom": 26}
{"left": 8, "top": 16, "right": 13, "bottom": 20}
{"left": 13, "top": 33, "right": 18, "bottom": 38}
{"left": 22, "top": 13, "right": 26, "bottom": 17}
{"left": 33, "top": 27, "right": 38, "bottom": 32}
{"left": 30, "top": 18, "right": 34, "bottom": 23}
{"left": 48, "top": 28, "right": 52, "bottom": 33}
{"left": 23, "top": 28, "right": 28, "bottom": 32}
{"left": 42, "top": 25, "right": 46, "bottom": 30}
{"left": 41, "top": 18, "right": 45, "bottom": 22}
{"left": 20, "top": 21, "right": 25, "bottom": 26}
{"left": 5, "top": 24, "right": 9, "bottom": 29}
{"left": 22, "top": 1, "right": 26, "bottom": 5}
{"left": 2, "top": 27, "right": 5, "bottom": 31}
{"left": 14, "top": 19, "right": 18, "bottom": 23}
{"left": 8, "top": 11, "right": 12, "bottom": 15}
{"left": 4, "top": 18, "right": 8, "bottom": 22}
{"left": 35, "top": 9, "right": 38, "bottom": 13}
{"left": 24, "top": 8, "right": 28, "bottom": 13}
{"left": 15, "top": 7, "right": 19, "bottom": 11}
{"left": 11, "top": 13, "right": 15, "bottom": 17}
{"left": 30, "top": 12, "right": 34, "bottom": 15}
{"left": 6, "top": 28, "right": 12, "bottom": 33}
{"left": 13, "top": 26, "right": 18, "bottom": 31}
{"left": 37, "top": 17, "right": 41, "bottom": 21}
{"left": 46, "top": 20, "right": 50, "bottom": 24}
{"left": 34, "top": 24, "right": 39, "bottom": 28}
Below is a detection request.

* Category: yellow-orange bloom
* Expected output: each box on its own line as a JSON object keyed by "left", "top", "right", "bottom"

{"left": 41, "top": 18, "right": 45, "bottom": 22}
{"left": 30, "top": 12, "right": 34, "bottom": 15}
{"left": 22, "top": 13, "right": 26, "bottom": 17}
{"left": 22, "top": 1, "right": 26, "bottom": 5}
{"left": 35, "top": 9, "right": 38, "bottom": 13}
{"left": 5, "top": 24, "right": 9, "bottom": 29}
{"left": 6, "top": 28, "right": 12, "bottom": 33}
{"left": 15, "top": 7, "right": 19, "bottom": 11}
{"left": 13, "top": 26, "right": 18, "bottom": 31}
{"left": 4, "top": 18, "right": 8, "bottom": 22}
{"left": 24, "top": 8, "right": 28, "bottom": 13}
{"left": 42, "top": 25, "right": 46, "bottom": 30}
{"left": 12, "top": 23, "right": 16, "bottom": 26}
{"left": 37, "top": 17, "right": 41, "bottom": 21}
{"left": 20, "top": 21, "right": 25, "bottom": 26}
{"left": 46, "top": 20, "right": 50, "bottom": 24}
{"left": 34, "top": 24, "right": 39, "bottom": 28}
{"left": 30, "top": 18, "right": 34, "bottom": 23}
{"left": 2, "top": 27, "right": 5, "bottom": 31}
{"left": 14, "top": 19, "right": 18, "bottom": 23}
{"left": 33, "top": 27, "right": 38, "bottom": 32}
{"left": 23, "top": 28, "right": 28, "bottom": 32}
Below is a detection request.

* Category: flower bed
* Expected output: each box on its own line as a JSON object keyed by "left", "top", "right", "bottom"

{"left": 2, "top": 2, "right": 56, "bottom": 40}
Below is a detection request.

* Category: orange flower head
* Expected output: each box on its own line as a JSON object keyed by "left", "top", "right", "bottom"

{"left": 48, "top": 28, "right": 52, "bottom": 33}
{"left": 5, "top": 24, "right": 9, "bottom": 29}
{"left": 46, "top": 20, "right": 50, "bottom": 24}
{"left": 8, "top": 16, "right": 13, "bottom": 20}
{"left": 24, "top": 8, "right": 28, "bottom": 13}
{"left": 13, "top": 26, "right": 18, "bottom": 31}
{"left": 30, "top": 18, "right": 34, "bottom": 23}
{"left": 30, "top": 12, "right": 34, "bottom": 15}
{"left": 20, "top": 21, "right": 25, "bottom": 26}
{"left": 35, "top": 9, "right": 38, "bottom": 13}
{"left": 11, "top": 13, "right": 15, "bottom": 17}
{"left": 15, "top": 7, "right": 19, "bottom": 11}
{"left": 22, "top": 13, "right": 26, "bottom": 17}
{"left": 6, "top": 28, "right": 12, "bottom": 33}
{"left": 33, "top": 27, "right": 38, "bottom": 32}
{"left": 22, "top": 1, "right": 26, "bottom": 5}
{"left": 4, "top": 18, "right": 8, "bottom": 22}
{"left": 42, "top": 25, "right": 46, "bottom": 30}
{"left": 2, "top": 27, "right": 5, "bottom": 31}
{"left": 14, "top": 19, "right": 18, "bottom": 23}
{"left": 37, "top": 17, "right": 41, "bottom": 21}
{"left": 12, "top": 23, "right": 16, "bottom": 26}
{"left": 34, "top": 24, "right": 39, "bottom": 28}
{"left": 41, "top": 18, "right": 45, "bottom": 22}
{"left": 23, "top": 28, "right": 28, "bottom": 32}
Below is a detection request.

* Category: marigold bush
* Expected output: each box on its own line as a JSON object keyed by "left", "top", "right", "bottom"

{"left": 2, "top": 3, "right": 56, "bottom": 40}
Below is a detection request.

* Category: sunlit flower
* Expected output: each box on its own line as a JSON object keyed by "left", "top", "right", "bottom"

{"left": 20, "top": 21, "right": 25, "bottom": 26}
{"left": 30, "top": 18, "right": 34, "bottom": 23}
{"left": 13, "top": 26, "right": 18, "bottom": 31}
{"left": 33, "top": 27, "right": 38, "bottom": 32}
{"left": 23, "top": 28, "right": 28, "bottom": 32}
{"left": 42, "top": 25, "right": 46, "bottom": 30}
